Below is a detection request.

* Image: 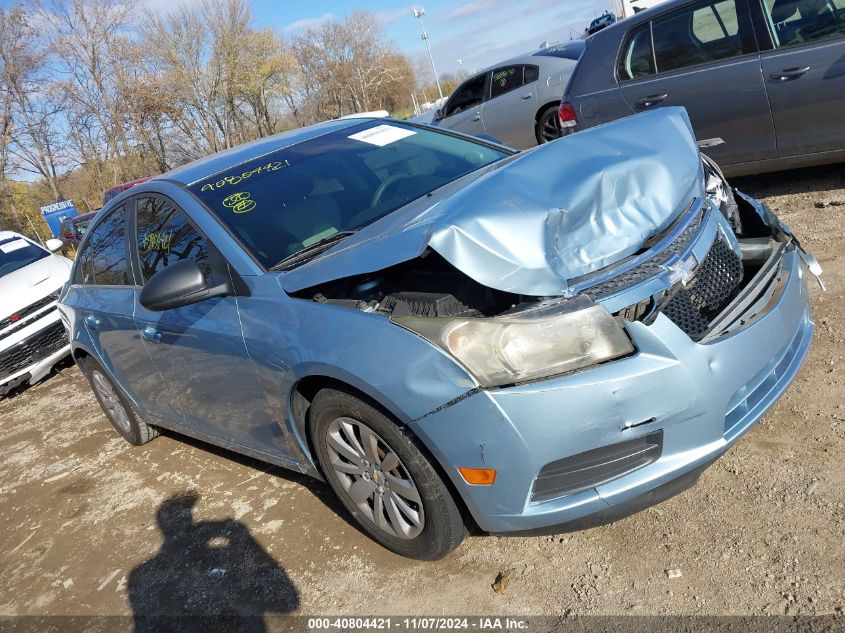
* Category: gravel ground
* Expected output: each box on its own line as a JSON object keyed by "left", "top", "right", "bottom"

{"left": 0, "top": 165, "right": 843, "bottom": 620}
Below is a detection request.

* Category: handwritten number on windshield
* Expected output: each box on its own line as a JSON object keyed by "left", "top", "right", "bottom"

{"left": 200, "top": 160, "right": 290, "bottom": 192}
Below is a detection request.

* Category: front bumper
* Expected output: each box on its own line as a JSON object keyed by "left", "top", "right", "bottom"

{"left": 0, "top": 310, "right": 70, "bottom": 395}
{"left": 412, "top": 247, "right": 813, "bottom": 533}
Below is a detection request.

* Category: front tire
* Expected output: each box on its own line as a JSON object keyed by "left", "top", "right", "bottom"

{"left": 309, "top": 388, "right": 467, "bottom": 560}
{"left": 78, "top": 356, "right": 159, "bottom": 446}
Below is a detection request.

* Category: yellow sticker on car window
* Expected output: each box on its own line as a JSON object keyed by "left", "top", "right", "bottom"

{"left": 223, "top": 192, "right": 256, "bottom": 214}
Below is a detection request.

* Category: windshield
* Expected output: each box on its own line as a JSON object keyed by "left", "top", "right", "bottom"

{"left": 188, "top": 121, "right": 508, "bottom": 269}
{"left": 0, "top": 237, "right": 49, "bottom": 278}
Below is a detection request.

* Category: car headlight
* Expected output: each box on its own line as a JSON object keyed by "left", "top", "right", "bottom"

{"left": 392, "top": 298, "right": 634, "bottom": 388}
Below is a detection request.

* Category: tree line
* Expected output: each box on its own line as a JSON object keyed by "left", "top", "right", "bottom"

{"left": 0, "top": 0, "right": 416, "bottom": 239}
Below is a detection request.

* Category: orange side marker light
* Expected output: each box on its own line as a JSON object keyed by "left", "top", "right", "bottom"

{"left": 458, "top": 467, "right": 496, "bottom": 486}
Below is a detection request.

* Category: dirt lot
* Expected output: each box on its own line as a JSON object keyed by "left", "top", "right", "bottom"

{"left": 1, "top": 165, "right": 844, "bottom": 620}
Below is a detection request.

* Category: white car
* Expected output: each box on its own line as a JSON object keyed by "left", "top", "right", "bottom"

{"left": 0, "top": 231, "right": 72, "bottom": 396}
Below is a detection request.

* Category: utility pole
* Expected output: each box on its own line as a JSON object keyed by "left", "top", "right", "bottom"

{"left": 413, "top": 8, "right": 444, "bottom": 102}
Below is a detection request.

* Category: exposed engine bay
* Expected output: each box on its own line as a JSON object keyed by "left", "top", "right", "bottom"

{"left": 291, "top": 250, "right": 528, "bottom": 318}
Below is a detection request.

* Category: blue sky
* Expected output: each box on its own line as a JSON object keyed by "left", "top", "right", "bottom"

{"left": 146, "top": 0, "right": 612, "bottom": 79}
{"left": 1, "top": 0, "right": 613, "bottom": 81}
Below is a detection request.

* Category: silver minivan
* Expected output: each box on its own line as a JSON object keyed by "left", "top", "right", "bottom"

{"left": 430, "top": 41, "right": 584, "bottom": 149}
{"left": 560, "top": 0, "right": 845, "bottom": 176}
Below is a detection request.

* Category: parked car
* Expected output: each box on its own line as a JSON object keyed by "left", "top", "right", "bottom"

{"left": 103, "top": 177, "right": 150, "bottom": 206}
{"left": 59, "top": 112, "right": 816, "bottom": 559}
{"left": 0, "top": 232, "right": 72, "bottom": 396}
{"left": 559, "top": 0, "right": 845, "bottom": 176}
{"left": 429, "top": 40, "right": 585, "bottom": 149}
{"left": 58, "top": 210, "right": 98, "bottom": 256}
{"left": 588, "top": 11, "right": 616, "bottom": 34}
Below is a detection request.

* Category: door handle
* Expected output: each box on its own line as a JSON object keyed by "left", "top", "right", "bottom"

{"left": 84, "top": 314, "right": 101, "bottom": 330}
{"left": 521, "top": 93, "right": 533, "bottom": 100}
{"left": 770, "top": 66, "right": 811, "bottom": 81}
{"left": 635, "top": 93, "right": 669, "bottom": 109}
{"left": 140, "top": 325, "right": 162, "bottom": 344}
{"left": 471, "top": 113, "right": 481, "bottom": 122}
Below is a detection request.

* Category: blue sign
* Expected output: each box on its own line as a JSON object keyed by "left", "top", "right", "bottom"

{"left": 40, "top": 199, "right": 78, "bottom": 238}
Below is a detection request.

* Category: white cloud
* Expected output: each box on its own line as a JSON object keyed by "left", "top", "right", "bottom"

{"left": 140, "top": 0, "right": 204, "bottom": 16}
{"left": 283, "top": 12, "right": 334, "bottom": 33}
{"left": 415, "top": 0, "right": 606, "bottom": 75}
{"left": 375, "top": 6, "right": 415, "bottom": 27}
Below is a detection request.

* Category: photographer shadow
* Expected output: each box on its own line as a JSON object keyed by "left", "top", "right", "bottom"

{"left": 128, "top": 492, "right": 299, "bottom": 632}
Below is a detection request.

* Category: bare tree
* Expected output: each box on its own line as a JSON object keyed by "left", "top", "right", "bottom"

{"left": 2, "top": 2, "right": 418, "bottom": 231}
{"left": 1, "top": 6, "right": 66, "bottom": 201}
{"left": 293, "top": 10, "right": 413, "bottom": 120}
{"left": 38, "top": 0, "right": 139, "bottom": 189}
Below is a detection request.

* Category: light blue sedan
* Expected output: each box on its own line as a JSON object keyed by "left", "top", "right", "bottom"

{"left": 59, "top": 110, "right": 817, "bottom": 559}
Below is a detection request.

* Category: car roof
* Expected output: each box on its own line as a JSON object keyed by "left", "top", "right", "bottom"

{"left": 0, "top": 230, "right": 25, "bottom": 242}
{"left": 596, "top": 0, "right": 692, "bottom": 35}
{"left": 157, "top": 118, "right": 367, "bottom": 186}
{"left": 465, "top": 41, "right": 584, "bottom": 77}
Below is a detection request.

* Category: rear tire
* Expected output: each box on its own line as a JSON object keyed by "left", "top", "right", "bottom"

{"left": 78, "top": 357, "right": 159, "bottom": 446}
{"left": 309, "top": 388, "right": 467, "bottom": 560}
{"left": 536, "top": 104, "right": 562, "bottom": 144}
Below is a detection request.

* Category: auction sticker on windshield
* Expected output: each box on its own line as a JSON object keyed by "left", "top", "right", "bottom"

{"left": 348, "top": 124, "right": 416, "bottom": 147}
{"left": 0, "top": 239, "right": 29, "bottom": 253}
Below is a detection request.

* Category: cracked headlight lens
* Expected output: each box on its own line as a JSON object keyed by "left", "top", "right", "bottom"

{"left": 392, "top": 298, "right": 634, "bottom": 388}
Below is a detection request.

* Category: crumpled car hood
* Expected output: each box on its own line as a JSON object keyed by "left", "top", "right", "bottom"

{"left": 279, "top": 107, "right": 703, "bottom": 297}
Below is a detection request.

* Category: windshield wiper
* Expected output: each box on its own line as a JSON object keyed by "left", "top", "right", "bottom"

{"left": 270, "top": 231, "right": 358, "bottom": 272}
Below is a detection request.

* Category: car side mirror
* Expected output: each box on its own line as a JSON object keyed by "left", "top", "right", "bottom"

{"left": 139, "top": 259, "right": 231, "bottom": 311}
{"left": 46, "top": 238, "right": 64, "bottom": 252}
{"left": 434, "top": 108, "right": 445, "bottom": 121}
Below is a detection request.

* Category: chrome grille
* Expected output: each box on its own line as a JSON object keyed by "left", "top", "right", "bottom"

{"left": 0, "top": 293, "right": 58, "bottom": 342}
{"left": 582, "top": 205, "right": 706, "bottom": 299}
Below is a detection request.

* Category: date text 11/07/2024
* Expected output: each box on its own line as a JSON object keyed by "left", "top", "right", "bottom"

{"left": 307, "top": 617, "right": 529, "bottom": 630}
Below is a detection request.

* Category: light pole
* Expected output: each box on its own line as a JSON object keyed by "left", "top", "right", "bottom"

{"left": 413, "top": 7, "right": 444, "bottom": 102}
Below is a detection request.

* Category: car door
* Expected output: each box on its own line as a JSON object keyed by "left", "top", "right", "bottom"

{"left": 67, "top": 204, "right": 159, "bottom": 404}
{"left": 757, "top": 0, "right": 845, "bottom": 156}
{"left": 480, "top": 64, "right": 540, "bottom": 148}
{"left": 130, "top": 194, "right": 285, "bottom": 456}
{"left": 435, "top": 72, "right": 487, "bottom": 138}
{"left": 617, "top": 0, "right": 778, "bottom": 166}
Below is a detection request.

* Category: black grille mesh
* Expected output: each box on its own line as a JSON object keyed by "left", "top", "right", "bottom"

{"left": 0, "top": 321, "right": 68, "bottom": 380}
{"left": 661, "top": 235, "right": 744, "bottom": 341}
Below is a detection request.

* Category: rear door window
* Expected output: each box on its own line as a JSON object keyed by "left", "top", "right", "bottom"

{"left": 618, "top": 23, "right": 656, "bottom": 80}
{"left": 489, "top": 66, "right": 523, "bottom": 98}
{"left": 651, "top": 0, "right": 755, "bottom": 73}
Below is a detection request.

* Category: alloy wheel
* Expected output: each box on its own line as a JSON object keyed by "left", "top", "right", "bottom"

{"left": 325, "top": 417, "right": 425, "bottom": 539}
{"left": 91, "top": 370, "right": 132, "bottom": 434}
{"left": 540, "top": 111, "right": 562, "bottom": 142}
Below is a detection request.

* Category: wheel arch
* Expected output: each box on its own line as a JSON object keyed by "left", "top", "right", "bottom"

{"left": 287, "top": 373, "right": 479, "bottom": 531}
{"left": 535, "top": 100, "right": 561, "bottom": 125}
